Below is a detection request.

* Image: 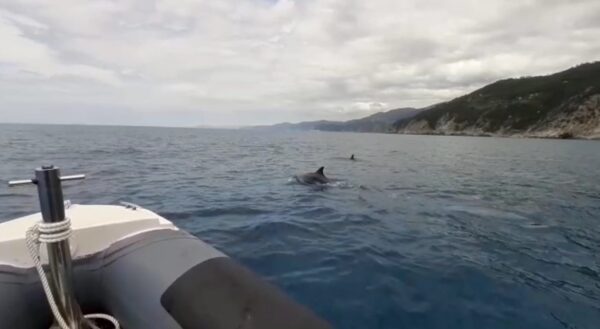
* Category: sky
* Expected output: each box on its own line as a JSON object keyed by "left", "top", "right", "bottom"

{"left": 1, "top": 0, "right": 599, "bottom": 127}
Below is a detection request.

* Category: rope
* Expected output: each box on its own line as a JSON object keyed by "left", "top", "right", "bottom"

{"left": 85, "top": 314, "right": 121, "bottom": 328}
{"left": 25, "top": 218, "right": 120, "bottom": 329}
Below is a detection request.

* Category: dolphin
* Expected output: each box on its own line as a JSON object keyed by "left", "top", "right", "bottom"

{"left": 295, "top": 167, "right": 330, "bottom": 185}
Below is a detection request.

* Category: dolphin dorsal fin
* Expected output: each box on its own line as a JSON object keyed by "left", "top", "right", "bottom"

{"left": 316, "top": 166, "right": 325, "bottom": 176}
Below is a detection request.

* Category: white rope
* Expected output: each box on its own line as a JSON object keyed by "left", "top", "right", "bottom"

{"left": 25, "top": 218, "right": 120, "bottom": 329}
{"left": 85, "top": 314, "right": 121, "bottom": 328}
{"left": 37, "top": 219, "right": 72, "bottom": 244}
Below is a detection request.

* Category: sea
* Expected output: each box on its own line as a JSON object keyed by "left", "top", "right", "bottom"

{"left": 1, "top": 124, "right": 599, "bottom": 329}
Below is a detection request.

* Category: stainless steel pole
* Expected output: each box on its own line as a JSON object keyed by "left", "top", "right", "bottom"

{"left": 35, "top": 165, "right": 86, "bottom": 329}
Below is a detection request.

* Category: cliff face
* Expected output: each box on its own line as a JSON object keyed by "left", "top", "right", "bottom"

{"left": 525, "top": 93, "right": 600, "bottom": 139}
{"left": 394, "top": 62, "right": 600, "bottom": 139}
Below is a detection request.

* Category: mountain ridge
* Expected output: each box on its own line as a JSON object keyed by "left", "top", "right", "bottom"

{"left": 249, "top": 108, "right": 423, "bottom": 132}
{"left": 394, "top": 62, "right": 600, "bottom": 139}
{"left": 251, "top": 62, "right": 600, "bottom": 139}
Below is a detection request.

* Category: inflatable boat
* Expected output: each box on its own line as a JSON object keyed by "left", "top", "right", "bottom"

{"left": 0, "top": 166, "right": 332, "bottom": 329}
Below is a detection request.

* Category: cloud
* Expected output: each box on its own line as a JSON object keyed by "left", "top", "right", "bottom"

{"left": 1, "top": 0, "right": 599, "bottom": 126}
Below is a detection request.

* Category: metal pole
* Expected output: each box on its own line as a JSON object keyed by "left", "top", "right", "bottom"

{"left": 35, "top": 165, "right": 86, "bottom": 329}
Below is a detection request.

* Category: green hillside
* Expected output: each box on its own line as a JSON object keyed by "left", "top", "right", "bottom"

{"left": 394, "top": 62, "right": 600, "bottom": 137}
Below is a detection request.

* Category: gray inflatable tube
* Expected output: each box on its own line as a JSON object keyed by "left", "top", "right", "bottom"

{"left": 0, "top": 229, "right": 332, "bottom": 329}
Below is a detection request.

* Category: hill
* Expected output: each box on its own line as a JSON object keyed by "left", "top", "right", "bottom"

{"left": 314, "top": 108, "right": 423, "bottom": 132}
{"left": 251, "top": 108, "right": 422, "bottom": 132}
{"left": 394, "top": 62, "right": 600, "bottom": 139}
{"left": 251, "top": 120, "right": 337, "bottom": 131}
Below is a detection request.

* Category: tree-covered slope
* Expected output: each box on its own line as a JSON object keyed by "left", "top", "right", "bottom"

{"left": 394, "top": 62, "right": 600, "bottom": 138}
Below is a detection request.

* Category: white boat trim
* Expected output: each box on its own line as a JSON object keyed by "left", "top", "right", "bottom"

{"left": 0, "top": 204, "right": 178, "bottom": 268}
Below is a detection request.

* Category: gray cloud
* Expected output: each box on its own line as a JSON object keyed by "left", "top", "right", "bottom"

{"left": 1, "top": 0, "right": 599, "bottom": 126}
